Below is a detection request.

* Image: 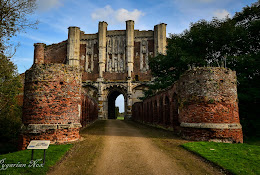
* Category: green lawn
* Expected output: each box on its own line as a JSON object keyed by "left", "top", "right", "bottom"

{"left": 117, "top": 116, "right": 124, "bottom": 120}
{"left": 182, "top": 141, "right": 260, "bottom": 175}
{"left": 0, "top": 144, "right": 73, "bottom": 175}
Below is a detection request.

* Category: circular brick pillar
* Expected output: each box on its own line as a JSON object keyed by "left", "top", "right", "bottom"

{"left": 177, "top": 67, "right": 243, "bottom": 143}
{"left": 19, "top": 64, "right": 82, "bottom": 149}
{"left": 34, "top": 43, "right": 45, "bottom": 64}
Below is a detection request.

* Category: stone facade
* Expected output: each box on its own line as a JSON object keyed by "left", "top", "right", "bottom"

{"left": 132, "top": 67, "right": 243, "bottom": 143}
{"left": 20, "top": 21, "right": 166, "bottom": 149}
{"left": 21, "top": 21, "right": 243, "bottom": 149}
{"left": 29, "top": 20, "right": 167, "bottom": 120}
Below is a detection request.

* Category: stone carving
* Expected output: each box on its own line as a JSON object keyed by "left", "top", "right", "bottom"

{"left": 140, "top": 39, "right": 149, "bottom": 72}
{"left": 106, "top": 36, "right": 126, "bottom": 73}
{"left": 83, "top": 40, "right": 96, "bottom": 72}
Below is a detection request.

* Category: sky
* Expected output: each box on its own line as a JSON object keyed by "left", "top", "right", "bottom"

{"left": 10, "top": 0, "right": 257, "bottom": 113}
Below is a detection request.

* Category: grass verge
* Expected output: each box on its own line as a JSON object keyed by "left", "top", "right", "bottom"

{"left": 182, "top": 141, "right": 260, "bottom": 175}
{"left": 0, "top": 144, "right": 72, "bottom": 175}
{"left": 47, "top": 120, "right": 106, "bottom": 175}
{"left": 116, "top": 116, "right": 124, "bottom": 120}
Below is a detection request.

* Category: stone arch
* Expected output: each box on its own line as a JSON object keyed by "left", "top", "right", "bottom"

{"left": 172, "top": 93, "right": 179, "bottom": 127}
{"left": 144, "top": 102, "right": 148, "bottom": 122}
{"left": 82, "top": 84, "right": 98, "bottom": 102}
{"left": 139, "top": 104, "right": 143, "bottom": 122}
{"left": 106, "top": 86, "right": 127, "bottom": 119}
{"left": 159, "top": 97, "right": 163, "bottom": 124}
{"left": 153, "top": 100, "right": 158, "bottom": 124}
{"left": 149, "top": 101, "right": 153, "bottom": 124}
{"left": 165, "top": 95, "right": 170, "bottom": 127}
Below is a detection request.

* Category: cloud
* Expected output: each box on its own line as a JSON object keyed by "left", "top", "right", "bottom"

{"left": 36, "top": 0, "right": 63, "bottom": 12}
{"left": 213, "top": 9, "right": 230, "bottom": 19}
{"left": 20, "top": 33, "right": 53, "bottom": 44}
{"left": 91, "top": 5, "right": 145, "bottom": 24}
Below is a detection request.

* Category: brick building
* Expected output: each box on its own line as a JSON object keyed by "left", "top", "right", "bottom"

{"left": 20, "top": 21, "right": 167, "bottom": 148}
{"left": 20, "top": 20, "right": 243, "bottom": 149}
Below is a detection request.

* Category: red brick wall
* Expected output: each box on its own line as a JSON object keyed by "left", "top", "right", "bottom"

{"left": 44, "top": 41, "right": 67, "bottom": 64}
{"left": 132, "top": 67, "right": 243, "bottom": 143}
{"left": 20, "top": 64, "right": 82, "bottom": 149}
{"left": 19, "top": 128, "right": 80, "bottom": 150}
{"left": 22, "top": 64, "right": 82, "bottom": 125}
{"left": 81, "top": 93, "right": 98, "bottom": 127}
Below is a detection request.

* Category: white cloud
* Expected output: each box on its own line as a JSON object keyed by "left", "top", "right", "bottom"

{"left": 213, "top": 9, "right": 230, "bottom": 19}
{"left": 36, "top": 0, "right": 63, "bottom": 12}
{"left": 20, "top": 33, "right": 53, "bottom": 44}
{"left": 91, "top": 5, "right": 145, "bottom": 24}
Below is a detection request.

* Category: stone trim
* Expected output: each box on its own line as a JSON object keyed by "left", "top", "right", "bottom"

{"left": 180, "top": 122, "right": 242, "bottom": 129}
{"left": 23, "top": 123, "right": 82, "bottom": 133}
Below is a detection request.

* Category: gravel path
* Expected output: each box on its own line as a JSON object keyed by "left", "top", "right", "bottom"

{"left": 48, "top": 120, "right": 224, "bottom": 175}
{"left": 93, "top": 120, "right": 223, "bottom": 175}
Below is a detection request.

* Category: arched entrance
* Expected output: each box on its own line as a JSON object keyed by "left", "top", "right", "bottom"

{"left": 107, "top": 87, "right": 127, "bottom": 119}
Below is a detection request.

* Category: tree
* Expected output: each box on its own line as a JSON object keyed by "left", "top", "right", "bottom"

{"left": 0, "top": 0, "right": 38, "bottom": 52}
{"left": 0, "top": 54, "right": 22, "bottom": 142}
{"left": 115, "top": 106, "right": 119, "bottom": 118}
{"left": 0, "top": 0, "right": 37, "bottom": 152}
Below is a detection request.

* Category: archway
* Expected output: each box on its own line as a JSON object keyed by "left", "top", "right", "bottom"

{"left": 107, "top": 87, "right": 127, "bottom": 119}
{"left": 116, "top": 94, "right": 124, "bottom": 119}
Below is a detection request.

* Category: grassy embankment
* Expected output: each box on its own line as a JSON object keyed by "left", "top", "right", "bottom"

{"left": 182, "top": 141, "right": 260, "bottom": 175}
{"left": 0, "top": 120, "right": 106, "bottom": 175}
{"left": 0, "top": 144, "right": 72, "bottom": 175}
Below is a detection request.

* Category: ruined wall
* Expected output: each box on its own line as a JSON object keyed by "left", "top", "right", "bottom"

{"left": 44, "top": 41, "right": 67, "bottom": 64}
{"left": 81, "top": 91, "right": 98, "bottom": 127}
{"left": 132, "top": 67, "right": 243, "bottom": 143}
{"left": 19, "top": 64, "right": 82, "bottom": 149}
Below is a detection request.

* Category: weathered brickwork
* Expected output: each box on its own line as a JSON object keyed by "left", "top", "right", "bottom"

{"left": 132, "top": 67, "right": 243, "bottom": 143}
{"left": 19, "top": 128, "right": 80, "bottom": 150}
{"left": 81, "top": 93, "right": 98, "bottom": 127}
{"left": 22, "top": 64, "right": 82, "bottom": 125}
{"left": 44, "top": 41, "right": 67, "bottom": 64}
{"left": 20, "top": 63, "right": 98, "bottom": 149}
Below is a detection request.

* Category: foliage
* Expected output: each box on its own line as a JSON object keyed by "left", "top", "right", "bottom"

{"left": 0, "top": 0, "right": 38, "bottom": 52}
{"left": 0, "top": 0, "right": 38, "bottom": 148}
{"left": 182, "top": 141, "right": 260, "bottom": 175}
{"left": 147, "top": 1, "right": 260, "bottom": 137}
{"left": 0, "top": 54, "right": 22, "bottom": 142}
{"left": 0, "top": 144, "right": 73, "bottom": 174}
{"left": 115, "top": 106, "right": 119, "bottom": 118}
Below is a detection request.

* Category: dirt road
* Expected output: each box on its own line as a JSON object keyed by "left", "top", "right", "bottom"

{"left": 93, "top": 120, "right": 223, "bottom": 175}
{"left": 48, "top": 120, "right": 224, "bottom": 175}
